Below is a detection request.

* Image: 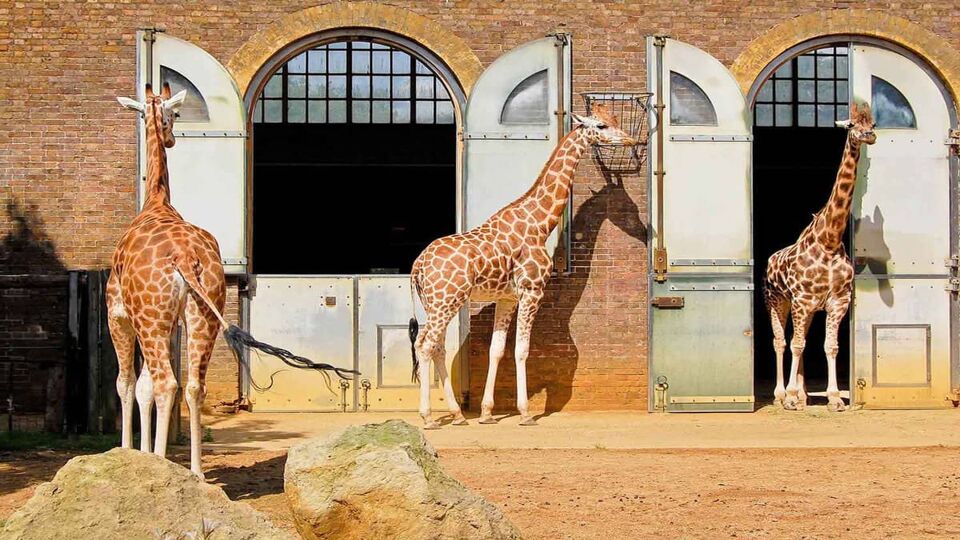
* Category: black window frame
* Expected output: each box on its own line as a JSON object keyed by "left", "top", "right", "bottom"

{"left": 755, "top": 46, "right": 851, "bottom": 128}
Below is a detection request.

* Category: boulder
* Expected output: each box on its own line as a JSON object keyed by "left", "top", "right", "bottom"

{"left": 1, "top": 448, "right": 294, "bottom": 540}
{"left": 284, "top": 419, "right": 522, "bottom": 540}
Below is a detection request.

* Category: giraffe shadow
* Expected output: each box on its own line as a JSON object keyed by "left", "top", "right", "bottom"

{"left": 853, "top": 206, "right": 894, "bottom": 307}
{"left": 471, "top": 170, "right": 647, "bottom": 419}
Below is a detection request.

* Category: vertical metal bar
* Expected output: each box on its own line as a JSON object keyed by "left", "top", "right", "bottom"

{"left": 653, "top": 36, "right": 668, "bottom": 282}
{"left": 86, "top": 270, "right": 101, "bottom": 433}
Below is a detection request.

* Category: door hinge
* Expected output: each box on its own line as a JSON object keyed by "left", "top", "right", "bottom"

{"left": 654, "top": 376, "right": 669, "bottom": 412}
{"left": 947, "top": 129, "right": 960, "bottom": 155}
{"left": 945, "top": 278, "right": 960, "bottom": 293}
{"left": 338, "top": 379, "right": 351, "bottom": 412}
{"left": 945, "top": 255, "right": 959, "bottom": 270}
{"left": 946, "top": 386, "right": 960, "bottom": 407}
{"left": 652, "top": 296, "right": 684, "bottom": 309}
{"left": 653, "top": 248, "right": 668, "bottom": 282}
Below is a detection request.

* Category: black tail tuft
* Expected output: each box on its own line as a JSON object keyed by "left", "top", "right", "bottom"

{"left": 223, "top": 325, "right": 359, "bottom": 388}
{"left": 408, "top": 317, "right": 420, "bottom": 383}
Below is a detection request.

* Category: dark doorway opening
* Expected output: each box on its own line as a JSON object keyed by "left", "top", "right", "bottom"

{"left": 752, "top": 45, "right": 852, "bottom": 403}
{"left": 251, "top": 39, "right": 457, "bottom": 275}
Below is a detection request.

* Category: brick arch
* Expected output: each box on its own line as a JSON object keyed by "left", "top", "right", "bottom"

{"left": 226, "top": 2, "right": 483, "bottom": 98}
{"left": 731, "top": 9, "right": 960, "bottom": 114}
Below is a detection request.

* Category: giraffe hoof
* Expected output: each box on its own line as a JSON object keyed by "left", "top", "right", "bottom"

{"left": 450, "top": 415, "right": 469, "bottom": 426}
{"left": 478, "top": 416, "right": 498, "bottom": 425}
{"left": 783, "top": 397, "right": 800, "bottom": 411}
{"left": 828, "top": 400, "right": 847, "bottom": 413}
{"left": 423, "top": 420, "right": 442, "bottom": 430}
{"left": 518, "top": 416, "right": 538, "bottom": 427}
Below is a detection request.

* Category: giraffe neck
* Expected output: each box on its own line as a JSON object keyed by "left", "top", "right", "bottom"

{"left": 522, "top": 128, "right": 590, "bottom": 233}
{"left": 143, "top": 101, "right": 171, "bottom": 207}
{"left": 814, "top": 136, "right": 860, "bottom": 250}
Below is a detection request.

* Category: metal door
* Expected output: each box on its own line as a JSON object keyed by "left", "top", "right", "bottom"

{"left": 464, "top": 34, "right": 573, "bottom": 267}
{"left": 850, "top": 44, "right": 956, "bottom": 408}
{"left": 247, "top": 277, "right": 355, "bottom": 411}
{"left": 137, "top": 30, "right": 247, "bottom": 274}
{"left": 356, "top": 276, "right": 460, "bottom": 411}
{"left": 647, "top": 37, "right": 754, "bottom": 412}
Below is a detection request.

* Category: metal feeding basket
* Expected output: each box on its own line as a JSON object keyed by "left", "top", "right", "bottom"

{"left": 580, "top": 92, "right": 654, "bottom": 173}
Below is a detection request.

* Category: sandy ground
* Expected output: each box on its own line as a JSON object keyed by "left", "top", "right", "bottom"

{"left": 3, "top": 408, "right": 960, "bottom": 538}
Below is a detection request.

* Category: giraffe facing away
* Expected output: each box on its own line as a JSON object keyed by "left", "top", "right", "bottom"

{"left": 408, "top": 104, "right": 636, "bottom": 429}
{"left": 763, "top": 102, "right": 876, "bottom": 413}
{"left": 112, "top": 83, "right": 355, "bottom": 478}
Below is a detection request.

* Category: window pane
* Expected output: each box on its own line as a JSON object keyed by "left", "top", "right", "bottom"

{"left": 329, "top": 75, "right": 346, "bottom": 98}
{"left": 308, "top": 75, "right": 326, "bottom": 98}
{"left": 352, "top": 101, "right": 370, "bottom": 123}
{"left": 872, "top": 76, "right": 917, "bottom": 128}
{"left": 392, "top": 51, "right": 410, "bottom": 73}
{"left": 798, "top": 80, "right": 815, "bottom": 103}
{"left": 436, "top": 101, "right": 454, "bottom": 124}
{"left": 352, "top": 51, "right": 370, "bottom": 74}
{"left": 372, "top": 100, "right": 390, "bottom": 123}
{"left": 287, "top": 100, "right": 305, "bottom": 123}
{"left": 372, "top": 76, "right": 390, "bottom": 98}
{"left": 669, "top": 71, "right": 718, "bottom": 126}
{"left": 798, "top": 56, "right": 814, "bottom": 78}
{"left": 416, "top": 76, "right": 434, "bottom": 98}
{"left": 835, "top": 46, "right": 848, "bottom": 55}
{"left": 353, "top": 41, "right": 371, "bottom": 49}
{"left": 500, "top": 70, "right": 549, "bottom": 124}
{"left": 775, "top": 63, "right": 792, "bottom": 78}
{"left": 836, "top": 105, "right": 849, "bottom": 122}
{"left": 372, "top": 43, "right": 388, "bottom": 50}
{"left": 288, "top": 75, "right": 306, "bottom": 98}
{"left": 288, "top": 53, "right": 306, "bottom": 73}
{"left": 416, "top": 60, "right": 431, "bottom": 75}
{"left": 160, "top": 66, "right": 209, "bottom": 122}
{"left": 775, "top": 80, "right": 792, "bottom": 102}
{"left": 755, "top": 104, "right": 773, "bottom": 126}
{"left": 253, "top": 100, "right": 263, "bottom": 123}
{"left": 836, "top": 56, "right": 849, "bottom": 79}
{"left": 264, "top": 100, "right": 282, "bottom": 123}
{"left": 757, "top": 80, "right": 773, "bottom": 102}
{"left": 798, "top": 104, "right": 815, "bottom": 126}
{"left": 352, "top": 76, "right": 370, "bottom": 98}
{"left": 775, "top": 104, "right": 792, "bottom": 127}
{"left": 836, "top": 80, "right": 848, "bottom": 102}
{"left": 329, "top": 50, "right": 347, "bottom": 73}
{"left": 392, "top": 76, "right": 410, "bottom": 98}
{"left": 329, "top": 101, "right": 346, "bottom": 123}
{"left": 372, "top": 51, "right": 390, "bottom": 73}
{"left": 416, "top": 102, "right": 434, "bottom": 123}
{"left": 817, "top": 81, "right": 834, "bottom": 102}
{"left": 308, "top": 101, "right": 326, "bottom": 123}
{"left": 817, "top": 104, "right": 834, "bottom": 127}
{"left": 264, "top": 74, "right": 282, "bottom": 98}
{"left": 435, "top": 80, "right": 449, "bottom": 100}
{"left": 329, "top": 42, "right": 346, "bottom": 49}
{"left": 308, "top": 50, "right": 326, "bottom": 73}
{"left": 817, "top": 47, "right": 834, "bottom": 55}
{"left": 816, "top": 56, "right": 834, "bottom": 78}
{"left": 392, "top": 101, "right": 410, "bottom": 123}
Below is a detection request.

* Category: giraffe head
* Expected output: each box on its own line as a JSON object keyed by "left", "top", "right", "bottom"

{"left": 117, "top": 83, "right": 187, "bottom": 148}
{"left": 835, "top": 102, "right": 876, "bottom": 145}
{"left": 571, "top": 103, "right": 637, "bottom": 146}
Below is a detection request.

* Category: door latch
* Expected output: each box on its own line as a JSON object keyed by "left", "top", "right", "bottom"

{"left": 360, "top": 379, "right": 371, "bottom": 412}
{"left": 654, "top": 376, "right": 669, "bottom": 412}
{"left": 946, "top": 129, "right": 960, "bottom": 155}
{"left": 652, "top": 296, "right": 684, "bottom": 309}
{"left": 338, "top": 379, "right": 350, "bottom": 412}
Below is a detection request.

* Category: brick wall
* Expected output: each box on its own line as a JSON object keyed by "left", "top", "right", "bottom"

{"left": 1, "top": 1, "right": 957, "bottom": 414}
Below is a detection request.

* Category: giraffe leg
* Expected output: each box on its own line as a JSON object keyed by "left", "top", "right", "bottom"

{"left": 434, "top": 349, "right": 466, "bottom": 426}
{"left": 416, "top": 309, "right": 458, "bottom": 430}
{"left": 767, "top": 297, "right": 790, "bottom": 406}
{"left": 784, "top": 303, "right": 813, "bottom": 411}
{"left": 109, "top": 316, "right": 137, "bottom": 449}
{"left": 514, "top": 289, "right": 543, "bottom": 426}
{"left": 825, "top": 295, "right": 850, "bottom": 412}
{"left": 183, "top": 297, "right": 218, "bottom": 479}
{"left": 480, "top": 299, "right": 518, "bottom": 424}
{"left": 136, "top": 327, "right": 178, "bottom": 458}
{"left": 135, "top": 361, "right": 154, "bottom": 452}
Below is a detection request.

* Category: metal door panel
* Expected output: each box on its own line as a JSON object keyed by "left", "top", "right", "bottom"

{"left": 248, "top": 277, "right": 354, "bottom": 411}
{"left": 650, "top": 276, "right": 754, "bottom": 412}
{"left": 465, "top": 36, "right": 572, "bottom": 257}
{"left": 851, "top": 44, "right": 954, "bottom": 407}
{"left": 357, "top": 276, "right": 460, "bottom": 411}
{"left": 139, "top": 32, "right": 247, "bottom": 274}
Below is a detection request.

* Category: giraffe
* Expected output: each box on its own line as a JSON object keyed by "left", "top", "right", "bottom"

{"left": 763, "top": 102, "right": 876, "bottom": 413}
{"left": 112, "top": 83, "right": 355, "bottom": 478}
{"left": 408, "top": 104, "right": 636, "bottom": 429}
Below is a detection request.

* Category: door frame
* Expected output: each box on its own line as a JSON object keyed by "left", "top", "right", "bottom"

{"left": 745, "top": 35, "right": 960, "bottom": 401}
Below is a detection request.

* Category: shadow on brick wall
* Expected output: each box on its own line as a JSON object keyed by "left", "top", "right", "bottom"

{"left": 0, "top": 199, "right": 69, "bottom": 431}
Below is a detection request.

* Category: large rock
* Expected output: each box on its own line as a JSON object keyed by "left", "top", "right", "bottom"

{"left": 1, "top": 448, "right": 294, "bottom": 540}
{"left": 284, "top": 419, "right": 522, "bottom": 540}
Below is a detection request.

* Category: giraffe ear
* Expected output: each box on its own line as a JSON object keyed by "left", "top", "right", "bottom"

{"left": 835, "top": 119, "right": 854, "bottom": 129}
{"left": 117, "top": 96, "right": 144, "bottom": 113}
{"left": 163, "top": 90, "right": 188, "bottom": 113}
{"left": 571, "top": 113, "right": 587, "bottom": 127}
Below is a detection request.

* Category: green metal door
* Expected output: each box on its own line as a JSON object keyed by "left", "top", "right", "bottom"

{"left": 647, "top": 37, "right": 754, "bottom": 412}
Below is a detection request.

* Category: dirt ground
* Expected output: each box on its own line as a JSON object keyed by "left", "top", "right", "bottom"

{"left": 3, "top": 445, "right": 959, "bottom": 539}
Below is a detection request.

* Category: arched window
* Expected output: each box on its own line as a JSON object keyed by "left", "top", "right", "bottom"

{"left": 160, "top": 66, "right": 209, "bottom": 122}
{"left": 872, "top": 76, "right": 916, "bottom": 128}
{"left": 669, "top": 71, "right": 717, "bottom": 126}
{"left": 500, "top": 70, "right": 549, "bottom": 124}
{"left": 754, "top": 46, "right": 850, "bottom": 127}
{"left": 253, "top": 41, "right": 454, "bottom": 125}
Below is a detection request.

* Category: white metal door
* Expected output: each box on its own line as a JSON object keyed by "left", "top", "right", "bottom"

{"left": 138, "top": 30, "right": 247, "bottom": 274}
{"left": 248, "top": 277, "right": 355, "bottom": 411}
{"left": 647, "top": 37, "right": 754, "bottom": 411}
{"left": 850, "top": 44, "right": 955, "bottom": 408}
{"left": 464, "top": 34, "right": 572, "bottom": 263}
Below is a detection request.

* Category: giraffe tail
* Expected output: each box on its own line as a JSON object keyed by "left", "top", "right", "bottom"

{"left": 409, "top": 268, "right": 422, "bottom": 384}
{"left": 172, "top": 255, "right": 359, "bottom": 391}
